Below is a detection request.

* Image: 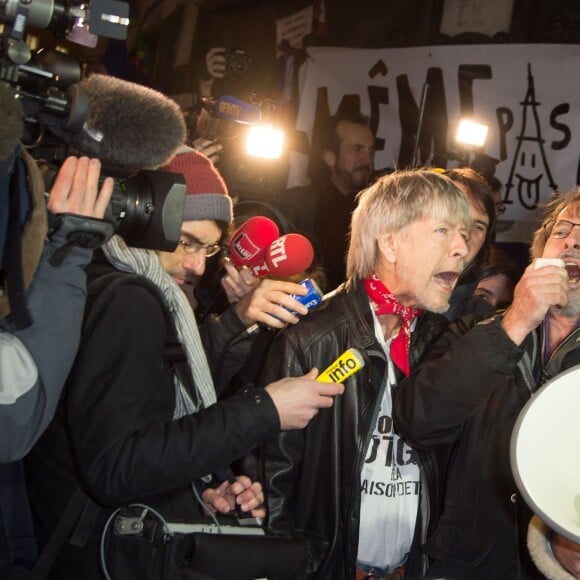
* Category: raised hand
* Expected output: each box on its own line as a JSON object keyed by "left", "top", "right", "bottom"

{"left": 46, "top": 156, "right": 114, "bottom": 219}
{"left": 502, "top": 261, "right": 568, "bottom": 345}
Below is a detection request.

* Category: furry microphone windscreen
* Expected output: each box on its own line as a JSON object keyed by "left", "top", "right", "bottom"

{"left": 76, "top": 74, "right": 186, "bottom": 174}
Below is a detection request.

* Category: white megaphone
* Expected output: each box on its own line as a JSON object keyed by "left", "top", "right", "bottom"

{"left": 510, "top": 364, "right": 580, "bottom": 543}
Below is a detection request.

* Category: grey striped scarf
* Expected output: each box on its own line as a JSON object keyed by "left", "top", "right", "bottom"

{"left": 102, "top": 235, "right": 216, "bottom": 418}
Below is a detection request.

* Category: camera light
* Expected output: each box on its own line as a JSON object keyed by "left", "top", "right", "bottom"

{"left": 67, "top": 21, "right": 98, "bottom": 48}
{"left": 455, "top": 118, "right": 489, "bottom": 149}
{"left": 245, "top": 124, "right": 284, "bottom": 159}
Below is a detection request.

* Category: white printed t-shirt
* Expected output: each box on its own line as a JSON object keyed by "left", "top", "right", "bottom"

{"left": 356, "top": 308, "right": 420, "bottom": 572}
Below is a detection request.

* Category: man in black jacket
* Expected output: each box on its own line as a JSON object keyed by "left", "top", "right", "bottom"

{"left": 393, "top": 188, "right": 580, "bottom": 579}
{"left": 245, "top": 169, "right": 472, "bottom": 579}
{"left": 280, "top": 111, "right": 375, "bottom": 290}
{"left": 24, "top": 149, "right": 344, "bottom": 579}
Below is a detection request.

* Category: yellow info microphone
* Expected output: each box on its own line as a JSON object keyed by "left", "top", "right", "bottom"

{"left": 316, "top": 348, "right": 365, "bottom": 383}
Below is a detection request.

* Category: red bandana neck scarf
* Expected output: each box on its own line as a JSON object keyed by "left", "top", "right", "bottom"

{"left": 362, "top": 274, "right": 423, "bottom": 376}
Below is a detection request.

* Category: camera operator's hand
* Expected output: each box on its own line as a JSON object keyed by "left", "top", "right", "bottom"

{"left": 46, "top": 156, "right": 114, "bottom": 218}
{"left": 205, "top": 46, "right": 227, "bottom": 79}
{"left": 192, "top": 137, "right": 223, "bottom": 165}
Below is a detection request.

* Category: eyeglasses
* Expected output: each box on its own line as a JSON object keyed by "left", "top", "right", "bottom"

{"left": 177, "top": 235, "right": 222, "bottom": 257}
{"left": 546, "top": 219, "right": 580, "bottom": 240}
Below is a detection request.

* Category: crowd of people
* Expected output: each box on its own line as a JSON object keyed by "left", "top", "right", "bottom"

{"left": 1, "top": 79, "right": 579, "bottom": 580}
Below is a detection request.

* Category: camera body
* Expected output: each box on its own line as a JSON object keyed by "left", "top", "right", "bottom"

{"left": 226, "top": 49, "right": 252, "bottom": 78}
{"left": 1, "top": 0, "right": 185, "bottom": 252}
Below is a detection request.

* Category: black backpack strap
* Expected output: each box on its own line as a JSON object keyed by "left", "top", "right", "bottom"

{"left": 84, "top": 271, "right": 198, "bottom": 405}
{"left": 28, "top": 488, "right": 89, "bottom": 580}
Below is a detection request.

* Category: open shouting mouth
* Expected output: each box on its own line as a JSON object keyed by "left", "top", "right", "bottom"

{"left": 434, "top": 271, "right": 460, "bottom": 292}
{"left": 564, "top": 261, "right": 580, "bottom": 285}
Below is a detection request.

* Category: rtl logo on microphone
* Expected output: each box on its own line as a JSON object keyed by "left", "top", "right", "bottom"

{"left": 266, "top": 236, "right": 290, "bottom": 268}
{"left": 231, "top": 231, "right": 262, "bottom": 262}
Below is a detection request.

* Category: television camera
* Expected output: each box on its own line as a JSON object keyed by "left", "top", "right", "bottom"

{"left": 0, "top": 0, "right": 186, "bottom": 252}
{"left": 191, "top": 94, "right": 288, "bottom": 199}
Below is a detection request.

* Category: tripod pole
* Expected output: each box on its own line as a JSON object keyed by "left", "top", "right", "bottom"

{"left": 410, "top": 82, "right": 430, "bottom": 168}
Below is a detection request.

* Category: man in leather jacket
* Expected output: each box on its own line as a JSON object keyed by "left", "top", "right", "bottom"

{"left": 245, "top": 169, "right": 472, "bottom": 579}
{"left": 393, "top": 188, "right": 580, "bottom": 579}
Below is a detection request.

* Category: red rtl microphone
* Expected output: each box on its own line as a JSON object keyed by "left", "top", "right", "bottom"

{"left": 229, "top": 216, "right": 279, "bottom": 268}
{"left": 249, "top": 234, "right": 314, "bottom": 278}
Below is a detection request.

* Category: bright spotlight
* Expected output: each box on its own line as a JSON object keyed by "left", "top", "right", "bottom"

{"left": 455, "top": 118, "right": 489, "bottom": 149}
{"left": 245, "top": 124, "right": 285, "bottom": 159}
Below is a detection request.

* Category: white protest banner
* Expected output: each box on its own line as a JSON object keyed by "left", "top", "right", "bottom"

{"left": 288, "top": 44, "right": 580, "bottom": 241}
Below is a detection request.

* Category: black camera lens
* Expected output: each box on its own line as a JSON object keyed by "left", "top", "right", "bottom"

{"left": 108, "top": 170, "right": 186, "bottom": 251}
{"left": 227, "top": 49, "right": 252, "bottom": 77}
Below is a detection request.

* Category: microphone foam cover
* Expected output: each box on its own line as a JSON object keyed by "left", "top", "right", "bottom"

{"left": 229, "top": 216, "right": 279, "bottom": 267}
{"left": 265, "top": 233, "right": 314, "bottom": 278}
{"left": 77, "top": 74, "right": 186, "bottom": 173}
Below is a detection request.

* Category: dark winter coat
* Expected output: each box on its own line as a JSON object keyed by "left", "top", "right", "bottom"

{"left": 25, "top": 265, "right": 280, "bottom": 580}
{"left": 393, "top": 314, "right": 580, "bottom": 579}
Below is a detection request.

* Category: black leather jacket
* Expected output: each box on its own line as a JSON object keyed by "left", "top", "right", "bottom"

{"left": 245, "top": 280, "right": 449, "bottom": 579}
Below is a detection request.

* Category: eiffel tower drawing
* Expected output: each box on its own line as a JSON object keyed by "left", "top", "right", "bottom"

{"left": 504, "top": 63, "right": 558, "bottom": 210}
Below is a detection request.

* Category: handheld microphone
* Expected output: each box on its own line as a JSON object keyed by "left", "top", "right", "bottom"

{"left": 229, "top": 216, "right": 279, "bottom": 268}
{"left": 316, "top": 348, "right": 365, "bottom": 383}
{"left": 249, "top": 233, "right": 314, "bottom": 278}
{"left": 70, "top": 74, "right": 187, "bottom": 175}
{"left": 201, "top": 95, "right": 261, "bottom": 125}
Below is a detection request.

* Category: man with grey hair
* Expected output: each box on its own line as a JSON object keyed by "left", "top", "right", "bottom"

{"left": 393, "top": 188, "right": 580, "bottom": 579}
{"left": 244, "top": 169, "right": 471, "bottom": 579}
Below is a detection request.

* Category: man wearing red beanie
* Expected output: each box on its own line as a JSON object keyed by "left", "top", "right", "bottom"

{"left": 24, "top": 148, "right": 344, "bottom": 579}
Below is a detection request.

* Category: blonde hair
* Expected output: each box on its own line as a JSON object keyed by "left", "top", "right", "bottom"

{"left": 346, "top": 169, "right": 470, "bottom": 280}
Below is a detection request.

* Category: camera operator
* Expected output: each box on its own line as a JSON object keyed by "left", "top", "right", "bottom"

{"left": 0, "top": 151, "right": 113, "bottom": 580}
{"left": 0, "top": 155, "right": 113, "bottom": 461}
